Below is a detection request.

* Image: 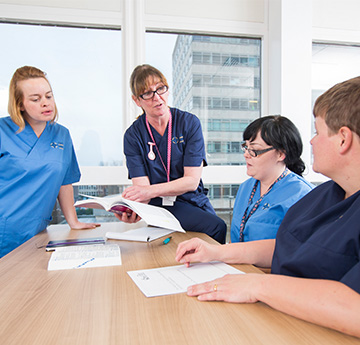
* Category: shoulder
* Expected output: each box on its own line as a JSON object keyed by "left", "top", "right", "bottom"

{"left": 0, "top": 116, "right": 20, "bottom": 137}
{"left": 284, "top": 172, "right": 314, "bottom": 190}
{"left": 48, "top": 122, "right": 71, "bottom": 136}
{"left": 237, "top": 178, "right": 256, "bottom": 194}
{"left": 125, "top": 114, "right": 145, "bottom": 136}
{"left": 0, "top": 116, "right": 15, "bottom": 129}
{"left": 171, "top": 108, "right": 200, "bottom": 125}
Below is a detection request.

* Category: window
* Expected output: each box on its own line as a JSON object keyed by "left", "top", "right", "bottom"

{"left": 0, "top": 22, "right": 122, "bottom": 167}
{"left": 312, "top": 43, "right": 360, "bottom": 137}
{"left": 146, "top": 32, "right": 261, "bottom": 166}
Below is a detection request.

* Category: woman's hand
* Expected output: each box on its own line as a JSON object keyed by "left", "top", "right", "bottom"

{"left": 68, "top": 221, "right": 100, "bottom": 230}
{"left": 114, "top": 210, "right": 141, "bottom": 224}
{"left": 122, "top": 185, "right": 152, "bottom": 204}
{"left": 187, "top": 273, "right": 263, "bottom": 303}
{"left": 175, "top": 237, "right": 220, "bottom": 267}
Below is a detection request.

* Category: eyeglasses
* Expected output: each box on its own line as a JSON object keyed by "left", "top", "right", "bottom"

{"left": 139, "top": 85, "right": 168, "bottom": 100}
{"left": 241, "top": 142, "right": 275, "bottom": 157}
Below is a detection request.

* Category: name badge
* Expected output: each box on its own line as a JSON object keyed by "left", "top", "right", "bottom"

{"left": 162, "top": 196, "right": 177, "bottom": 206}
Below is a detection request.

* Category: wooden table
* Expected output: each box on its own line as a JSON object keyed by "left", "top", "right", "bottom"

{"left": 0, "top": 222, "right": 359, "bottom": 345}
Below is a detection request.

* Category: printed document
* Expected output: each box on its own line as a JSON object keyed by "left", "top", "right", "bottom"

{"left": 127, "top": 262, "right": 244, "bottom": 297}
{"left": 48, "top": 244, "right": 122, "bottom": 271}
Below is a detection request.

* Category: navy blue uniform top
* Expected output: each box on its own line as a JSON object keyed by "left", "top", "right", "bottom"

{"left": 272, "top": 180, "right": 360, "bottom": 294}
{"left": 124, "top": 108, "right": 211, "bottom": 209}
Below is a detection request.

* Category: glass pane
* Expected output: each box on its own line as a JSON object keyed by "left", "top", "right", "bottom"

{"left": 0, "top": 22, "right": 122, "bottom": 167}
{"left": 146, "top": 32, "right": 261, "bottom": 167}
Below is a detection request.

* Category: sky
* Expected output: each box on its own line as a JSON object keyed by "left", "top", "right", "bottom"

{"left": 0, "top": 24, "right": 179, "bottom": 166}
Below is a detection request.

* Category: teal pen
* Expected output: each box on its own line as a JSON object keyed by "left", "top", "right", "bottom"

{"left": 163, "top": 236, "right": 172, "bottom": 245}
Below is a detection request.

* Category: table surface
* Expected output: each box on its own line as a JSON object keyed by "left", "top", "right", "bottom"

{"left": 0, "top": 221, "right": 359, "bottom": 345}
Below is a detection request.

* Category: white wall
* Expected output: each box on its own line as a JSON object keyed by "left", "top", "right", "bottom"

{"left": 1, "top": 0, "right": 360, "bottom": 185}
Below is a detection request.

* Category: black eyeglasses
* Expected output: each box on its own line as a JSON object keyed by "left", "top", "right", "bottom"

{"left": 139, "top": 85, "right": 168, "bottom": 100}
{"left": 241, "top": 142, "right": 275, "bottom": 157}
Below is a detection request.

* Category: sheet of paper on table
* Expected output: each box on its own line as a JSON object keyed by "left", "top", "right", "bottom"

{"left": 106, "top": 226, "right": 174, "bottom": 242}
{"left": 47, "top": 244, "right": 122, "bottom": 271}
{"left": 127, "top": 261, "right": 244, "bottom": 297}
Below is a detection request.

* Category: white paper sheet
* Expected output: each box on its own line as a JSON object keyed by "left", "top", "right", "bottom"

{"left": 127, "top": 262, "right": 244, "bottom": 297}
{"left": 48, "top": 244, "right": 122, "bottom": 271}
{"left": 106, "top": 227, "right": 174, "bottom": 242}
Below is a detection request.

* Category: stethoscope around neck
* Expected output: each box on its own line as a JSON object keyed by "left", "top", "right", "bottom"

{"left": 147, "top": 142, "right": 156, "bottom": 160}
{"left": 145, "top": 111, "right": 172, "bottom": 182}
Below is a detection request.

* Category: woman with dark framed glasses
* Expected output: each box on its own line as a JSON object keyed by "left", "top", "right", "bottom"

{"left": 230, "top": 115, "right": 313, "bottom": 242}
{"left": 119, "top": 64, "right": 226, "bottom": 244}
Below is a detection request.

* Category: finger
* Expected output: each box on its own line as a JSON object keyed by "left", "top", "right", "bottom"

{"left": 175, "top": 239, "right": 196, "bottom": 260}
{"left": 178, "top": 250, "right": 197, "bottom": 264}
{"left": 197, "top": 292, "right": 224, "bottom": 301}
{"left": 88, "top": 223, "right": 101, "bottom": 228}
{"left": 187, "top": 280, "right": 217, "bottom": 296}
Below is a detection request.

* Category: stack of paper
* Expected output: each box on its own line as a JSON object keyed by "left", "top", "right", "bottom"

{"left": 47, "top": 244, "right": 122, "bottom": 271}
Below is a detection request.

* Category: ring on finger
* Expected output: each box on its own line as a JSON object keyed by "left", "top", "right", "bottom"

{"left": 213, "top": 284, "right": 218, "bottom": 292}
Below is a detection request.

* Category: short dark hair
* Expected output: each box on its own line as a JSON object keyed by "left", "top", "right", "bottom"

{"left": 243, "top": 115, "right": 305, "bottom": 176}
{"left": 313, "top": 76, "right": 360, "bottom": 137}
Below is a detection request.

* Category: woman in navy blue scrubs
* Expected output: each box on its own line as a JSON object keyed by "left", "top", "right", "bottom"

{"left": 175, "top": 76, "right": 360, "bottom": 338}
{"left": 120, "top": 64, "right": 226, "bottom": 243}
{"left": 0, "top": 66, "right": 99, "bottom": 257}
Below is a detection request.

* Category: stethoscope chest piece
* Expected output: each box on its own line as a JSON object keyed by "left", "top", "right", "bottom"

{"left": 147, "top": 142, "right": 156, "bottom": 160}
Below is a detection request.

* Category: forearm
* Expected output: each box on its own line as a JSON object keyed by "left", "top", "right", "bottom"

{"left": 217, "top": 239, "right": 275, "bottom": 268}
{"left": 147, "top": 175, "right": 199, "bottom": 198}
{"left": 255, "top": 275, "right": 360, "bottom": 337}
{"left": 57, "top": 184, "right": 78, "bottom": 227}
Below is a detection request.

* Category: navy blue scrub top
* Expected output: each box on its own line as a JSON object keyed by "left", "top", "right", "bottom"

{"left": 272, "top": 181, "right": 360, "bottom": 294}
{"left": 124, "top": 107, "right": 210, "bottom": 208}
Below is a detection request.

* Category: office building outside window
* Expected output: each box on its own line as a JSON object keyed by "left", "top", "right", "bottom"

{"left": 170, "top": 34, "right": 261, "bottom": 166}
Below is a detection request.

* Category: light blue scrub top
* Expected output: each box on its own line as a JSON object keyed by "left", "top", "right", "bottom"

{"left": 0, "top": 116, "right": 80, "bottom": 257}
{"left": 230, "top": 172, "right": 313, "bottom": 242}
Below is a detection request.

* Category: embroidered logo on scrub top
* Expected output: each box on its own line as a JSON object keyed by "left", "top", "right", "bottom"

{"left": 50, "top": 142, "right": 64, "bottom": 150}
{"left": 262, "top": 203, "right": 271, "bottom": 210}
{"left": 172, "top": 136, "right": 184, "bottom": 144}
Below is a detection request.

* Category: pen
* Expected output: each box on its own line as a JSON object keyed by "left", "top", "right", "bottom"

{"left": 74, "top": 257, "right": 95, "bottom": 269}
{"left": 163, "top": 236, "right": 172, "bottom": 245}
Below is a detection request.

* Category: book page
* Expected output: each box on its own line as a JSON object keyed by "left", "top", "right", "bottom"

{"left": 48, "top": 244, "right": 122, "bottom": 271}
{"left": 123, "top": 199, "right": 185, "bottom": 232}
{"left": 127, "top": 262, "right": 244, "bottom": 297}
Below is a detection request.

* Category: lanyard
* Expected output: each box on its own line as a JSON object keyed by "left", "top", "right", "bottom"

{"left": 145, "top": 110, "right": 172, "bottom": 182}
{"left": 239, "top": 168, "right": 289, "bottom": 242}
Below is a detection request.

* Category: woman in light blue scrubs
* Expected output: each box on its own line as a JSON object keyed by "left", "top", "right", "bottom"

{"left": 120, "top": 64, "right": 226, "bottom": 243}
{"left": 230, "top": 115, "right": 313, "bottom": 242}
{"left": 0, "top": 66, "right": 99, "bottom": 257}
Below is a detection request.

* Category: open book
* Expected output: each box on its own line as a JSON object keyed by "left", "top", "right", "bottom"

{"left": 74, "top": 194, "right": 185, "bottom": 233}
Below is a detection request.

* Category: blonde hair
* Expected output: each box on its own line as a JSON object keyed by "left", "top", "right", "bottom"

{"left": 8, "top": 66, "right": 58, "bottom": 132}
{"left": 130, "top": 64, "right": 169, "bottom": 98}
